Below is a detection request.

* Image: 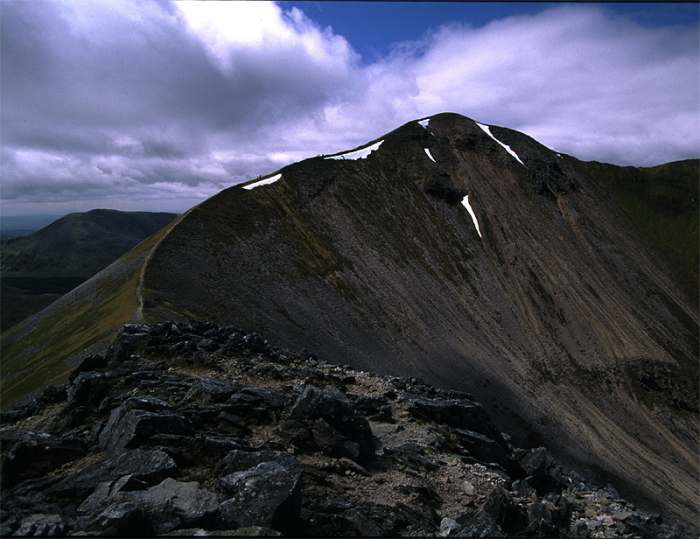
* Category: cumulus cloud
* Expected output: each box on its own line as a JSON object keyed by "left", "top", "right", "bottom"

{"left": 0, "top": 1, "right": 697, "bottom": 214}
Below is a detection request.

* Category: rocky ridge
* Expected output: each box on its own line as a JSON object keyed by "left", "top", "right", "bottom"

{"left": 0, "top": 321, "right": 693, "bottom": 537}
{"left": 3, "top": 114, "right": 697, "bottom": 527}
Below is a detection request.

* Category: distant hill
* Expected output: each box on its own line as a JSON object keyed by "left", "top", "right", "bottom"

{"left": 0, "top": 214, "right": 62, "bottom": 240}
{"left": 0, "top": 209, "right": 177, "bottom": 330}
{"left": 0, "top": 230, "right": 34, "bottom": 240}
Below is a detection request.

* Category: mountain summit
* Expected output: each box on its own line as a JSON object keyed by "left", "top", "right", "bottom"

{"left": 2, "top": 113, "right": 697, "bottom": 525}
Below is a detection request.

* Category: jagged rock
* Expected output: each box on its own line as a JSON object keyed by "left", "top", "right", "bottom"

{"left": 0, "top": 385, "right": 67, "bottom": 424}
{"left": 453, "top": 427, "right": 509, "bottom": 464}
{"left": 311, "top": 418, "right": 361, "bottom": 460}
{"left": 197, "top": 338, "right": 219, "bottom": 352}
{"left": 526, "top": 158, "right": 574, "bottom": 198}
{"left": 103, "top": 478, "right": 220, "bottom": 534}
{"left": 53, "top": 448, "right": 176, "bottom": 498}
{"left": 439, "top": 517, "right": 461, "bottom": 537}
{"left": 218, "top": 459, "right": 303, "bottom": 532}
{"left": 284, "top": 385, "right": 375, "bottom": 463}
{"left": 458, "top": 510, "right": 506, "bottom": 538}
{"left": 227, "top": 386, "right": 287, "bottom": 423}
{"left": 304, "top": 498, "right": 435, "bottom": 537}
{"left": 350, "top": 394, "right": 393, "bottom": 422}
{"left": 201, "top": 435, "right": 251, "bottom": 455}
{"left": 70, "top": 355, "right": 109, "bottom": 381}
{"left": 457, "top": 486, "right": 528, "bottom": 537}
{"left": 108, "top": 448, "right": 177, "bottom": 482}
{"left": 169, "top": 340, "right": 197, "bottom": 354}
{"left": 1, "top": 431, "right": 84, "bottom": 487}
{"left": 217, "top": 449, "right": 299, "bottom": 476}
{"left": 407, "top": 397, "right": 499, "bottom": 439}
{"left": 123, "top": 324, "right": 151, "bottom": 335}
{"left": 67, "top": 371, "right": 113, "bottom": 408}
{"left": 86, "top": 501, "right": 152, "bottom": 536}
{"left": 0, "top": 399, "right": 40, "bottom": 425}
{"left": 289, "top": 385, "right": 351, "bottom": 421}
{"left": 519, "top": 447, "right": 566, "bottom": 493}
{"left": 183, "top": 378, "right": 237, "bottom": 404}
{"left": 526, "top": 495, "right": 571, "bottom": 536}
{"left": 108, "top": 330, "right": 150, "bottom": 363}
{"left": 98, "top": 396, "right": 193, "bottom": 453}
{"left": 0, "top": 514, "right": 19, "bottom": 536}
{"left": 14, "top": 514, "right": 64, "bottom": 537}
{"left": 78, "top": 475, "right": 139, "bottom": 514}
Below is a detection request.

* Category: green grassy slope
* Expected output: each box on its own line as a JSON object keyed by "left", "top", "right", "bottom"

{"left": 0, "top": 227, "right": 170, "bottom": 406}
{"left": 0, "top": 209, "right": 177, "bottom": 330}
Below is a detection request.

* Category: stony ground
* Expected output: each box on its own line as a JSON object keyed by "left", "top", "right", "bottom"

{"left": 0, "top": 321, "right": 694, "bottom": 537}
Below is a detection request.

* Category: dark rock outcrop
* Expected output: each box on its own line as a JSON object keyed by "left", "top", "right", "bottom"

{"left": 219, "top": 459, "right": 303, "bottom": 531}
{"left": 0, "top": 321, "right": 694, "bottom": 537}
{"left": 1, "top": 431, "right": 84, "bottom": 488}
{"left": 98, "top": 396, "right": 193, "bottom": 453}
{"left": 14, "top": 514, "right": 65, "bottom": 538}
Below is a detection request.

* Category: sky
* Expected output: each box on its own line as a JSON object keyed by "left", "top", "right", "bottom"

{"left": 1, "top": 2, "right": 698, "bottom": 216}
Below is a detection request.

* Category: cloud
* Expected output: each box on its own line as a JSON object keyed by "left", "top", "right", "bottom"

{"left": 324, "top": 6, "right": 699, "bottom": 165}
{"left": 1, "top": 2, "right": 698, "bottom": 214}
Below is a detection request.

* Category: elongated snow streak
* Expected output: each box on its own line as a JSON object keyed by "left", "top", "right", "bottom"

{"left": 242, "top": 173, "right": 282, "bottom": 190}
{"left": 475, "top": 122, "right": 525, "bottom": 166}
{"left": 326, "top": 140, "right": 383, "bottom": 160}
{"left": 461, "top": 195, "right": 482, "bottom": 238}
{"left": 424, "top": 148, "right": 436, "bottom": 163}
{"left": 418, "top": 118, "right": 430, "bottom": 128}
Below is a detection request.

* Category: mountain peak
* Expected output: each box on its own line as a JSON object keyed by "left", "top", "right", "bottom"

{"left": 3, "top": 115, "right": 697, "bottom": 526}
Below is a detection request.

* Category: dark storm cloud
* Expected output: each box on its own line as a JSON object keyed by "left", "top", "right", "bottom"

{"left": 0, "top": 2, "right": 698, "bottom": 214}
{"left": 0, "top": 0, "right": 359, "bottom": 211}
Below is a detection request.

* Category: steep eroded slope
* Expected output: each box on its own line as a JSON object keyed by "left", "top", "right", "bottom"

{"left": 141, "top": 113, "right": 699, "bottom": 522}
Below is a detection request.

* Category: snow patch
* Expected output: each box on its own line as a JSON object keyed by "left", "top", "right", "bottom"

{"left": 418, "top": 118, "right": 430, "bottom": 128}
{"left": 242, "top": 173, "right": 282, "bottom": 190}
{"left": 424, "top": 148, "right": 436, "bottom": 163}
{"left": 461, "top": 195, "right": 482, "bottom": 238}
{"left": 475, "top": 122, "right": 525, "bottom": 167}
{"left": 326, "top": 140, "right": 383, "bottom": 160}
{"left": 556, "top": 153, "right": 563, "bottom": 158}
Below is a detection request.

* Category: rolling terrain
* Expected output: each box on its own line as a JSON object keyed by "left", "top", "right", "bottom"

{"left": 2, "top": 113, "right": 697, "bottom": 526}
{"left": 0, "top": 209, "right": 177, "bottom": 330}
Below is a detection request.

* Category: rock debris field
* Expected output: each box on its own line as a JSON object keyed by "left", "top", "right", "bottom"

{"left": 0, "top": 321, "right": 693, "bottom": 537}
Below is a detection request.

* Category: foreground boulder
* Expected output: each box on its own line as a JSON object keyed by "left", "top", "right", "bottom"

{"left": 80, "top": 478, "right": 219, "bottom": 535}
{"left": 279, "top": 385, "right": 376, "bottom": 463}
{"left": 98, "top": 396, "right": 193, "bottom": 453}
{"left": 14, "top": 514, "right": 65, "bottom": 538}
{"left": 128, "top": 478, "right": 219, "bottom": 534}
{"left": 63, "top": 448, "right": 177, "bottom": 501}
{"left": 219, "top": 459, "right": 303, "bottom": 531}
{"left": 1, "top": 431, "right": 84, "bottom": 488}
